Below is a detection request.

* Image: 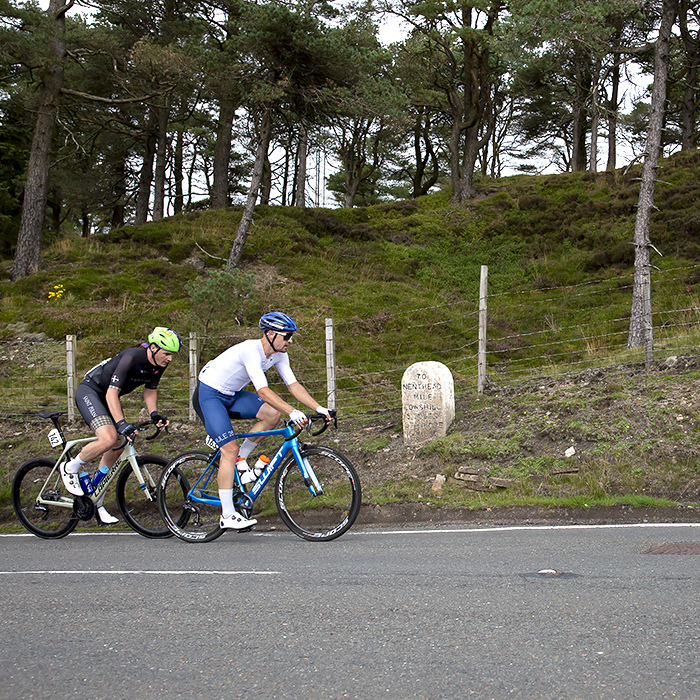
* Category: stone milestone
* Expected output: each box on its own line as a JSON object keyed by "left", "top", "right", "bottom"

{"left": 401, "top": 361, "right": 455, "bottom": 446}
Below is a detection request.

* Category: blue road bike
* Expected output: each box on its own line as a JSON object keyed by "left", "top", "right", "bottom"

{"left": 157, "top": 411, "right": 361, "bottom": 542}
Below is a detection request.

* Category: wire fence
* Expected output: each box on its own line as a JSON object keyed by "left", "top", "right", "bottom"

{"left": 3, "top": 264, "right": 700, "bottom": 423}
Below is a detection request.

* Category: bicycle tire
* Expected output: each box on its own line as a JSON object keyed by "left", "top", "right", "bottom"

{"left": 12, "top": 458, "right": 79, "bottom": 539}
{"left": 275, "top": 445, "right": 361, "bottom": 542}
{"left": 116, "top": 455, "right": 174, "bottom": 538}
{"left": 158, "top": 451, "right": 225, "bottom": 543}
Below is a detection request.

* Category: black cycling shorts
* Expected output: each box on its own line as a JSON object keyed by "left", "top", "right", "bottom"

{"left": 75, "top": 381, "right": 114, "bottom": 431}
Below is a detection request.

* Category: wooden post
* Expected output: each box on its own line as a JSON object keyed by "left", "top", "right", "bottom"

{"left": 66, "top": 334, "right": 77, "bottom": 421}
{"left": 189, "top": 332, "right": 198, "bottom": 421}
{"left": 477, "top": 265, "right": 488, "bottom": 395}
{"left": 325, "top": 318, "right": 337, "bottom": 410}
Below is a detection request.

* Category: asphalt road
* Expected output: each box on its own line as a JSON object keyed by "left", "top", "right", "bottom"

{"left": 1, "top": 522, "right": 700, "bottom": 700}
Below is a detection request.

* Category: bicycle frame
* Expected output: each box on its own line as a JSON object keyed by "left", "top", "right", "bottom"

{"left": 36, "top": 435, "right": 154, "bottom": 511}
{"left": 187, "top": 423, "right": 324, "bottom": 508}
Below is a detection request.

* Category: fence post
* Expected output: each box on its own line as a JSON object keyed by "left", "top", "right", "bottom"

{"left": 66, "top": 334, "right": 77, "bottom": 421}
{"left": 325, "top": 318, "right": 337, "bottom": 410}
{"left": 477, "top": 265, "right": 488, "bottom": 395}
{"left": 189, "top": 332, "right": 198, "bottom": 421}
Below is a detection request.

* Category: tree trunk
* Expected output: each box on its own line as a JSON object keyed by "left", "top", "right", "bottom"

{"left": 295, "top": 123, "right": 308, "bottom": 208}
{"left": 571, "top": 47, "right": 590, "bottom": 172}
{"left": 628, "top": 0, "right": 677, "bottom": 355}
{"left": 606, "top": 58, "right": 620, "bottom": 171}
{"left": 211, "top": 93, "right": 236, "bottom": 209}
{"left": 81, "top": 210, "right": 90, "bottom": 238}
{"left": 135, "top": 109, "right": 158, "bottom": 225}
{"left": 412, "top": 109, "right": 439, "bottom": 198}
{"left": 343, "top": 171, "right": 360, "bottom": 208}
{"left": 679, "top": 0, "right": 699, "bottom": 150}
{"left": 174, "top": 126, "right": 184, "bottom": 215}
{"left": 281, "top": 135, "right": 293, "bottom": 206}
{"left": 152, "top": 99, "right": 170, "bottom": 221}
{"left": 260, "top": 154, "right": 271, "bottom": 206}
{"left": 226, "top": 108, "right": 272, "bottom": 269}
{"left": 448, "top": 5, "right": 497, "bottom": 204}
{"left": 12, "top": 0, "right": 71, "bottom": 280}
{"left": 589, "top": 59, "right": 601, "bottom": 173}
{"left": 110, "top": 147, "right": 127, "bottom": 230}
{"left": 451, "top": 122, "right": 482, "bottom": 203}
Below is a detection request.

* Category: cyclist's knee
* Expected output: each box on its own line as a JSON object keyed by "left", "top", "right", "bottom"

{"left": 258, "top": 404, "right": 281, "bottom": 426}
{"left": 220, "top": 440, "right": 239, "bottom": 459}
{"left": 94, "top": 427, "right": 118, "bottom": 451}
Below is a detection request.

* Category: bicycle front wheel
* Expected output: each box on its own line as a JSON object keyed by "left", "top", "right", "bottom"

{"left": 116, "top": 455, "right": 173, "bottom": 538}
{"left": 12, "top": 458, "right": 78, "bottom": 539}
{"left": 275, "top": 445, "right": 361, "bottom": 542}
{"left": 158, "top": 451, "right": 224, "bottom": 543}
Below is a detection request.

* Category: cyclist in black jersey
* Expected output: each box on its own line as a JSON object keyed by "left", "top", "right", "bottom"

{"left": 59, "top": 327, "right": 181, "bottom": 524}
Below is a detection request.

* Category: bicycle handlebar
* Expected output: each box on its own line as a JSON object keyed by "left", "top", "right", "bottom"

{"left": 287, "top": 409, "right": 337, "bottom": 439}
{"left": 113, "top": 419, "right": 166, "bottom": 450}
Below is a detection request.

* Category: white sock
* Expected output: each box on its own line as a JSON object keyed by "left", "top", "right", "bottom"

{"left": 65, "top": 456, "right": 86, "bottom": 474}
{"left": 219, "top": 489, "right": 235, "bottom": 518}
{"left": 238, "top": 439, "right": 257, "bottom": 460}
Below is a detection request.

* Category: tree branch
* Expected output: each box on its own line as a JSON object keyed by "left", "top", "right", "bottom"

{"left": 60, "top": 88, "right": 159, "bottom": 104}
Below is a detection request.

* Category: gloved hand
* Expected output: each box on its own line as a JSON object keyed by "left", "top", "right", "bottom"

{"left": 289, "top": 409, "right": 307, "bottom": 426}
{"left": 316, "top": 406, "right": 332, "bottom": 422}
{"left": 150, "top": 411, "right": 168, "bottom": 426}
{"left": 116, "top": 419, "right": 137, "bottom": 439}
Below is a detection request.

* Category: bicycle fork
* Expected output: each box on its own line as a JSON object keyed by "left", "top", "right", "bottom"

{"left": 292, "top": 443, "right": 324, "bottom": 496}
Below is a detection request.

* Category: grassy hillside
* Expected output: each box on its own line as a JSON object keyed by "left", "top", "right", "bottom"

{"left": 2, "top": 149, "right": 700, "bottom": 411}
{"left": 1, "top": 149, "right": 700, "bottom": 524}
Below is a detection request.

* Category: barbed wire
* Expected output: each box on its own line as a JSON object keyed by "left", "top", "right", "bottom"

{"left": 4, "top": 266, "right": 700, "bottom": 421}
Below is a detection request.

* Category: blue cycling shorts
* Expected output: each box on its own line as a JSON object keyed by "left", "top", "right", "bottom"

{"left": 192, "top": 381, "right": 265, "bottom": 447}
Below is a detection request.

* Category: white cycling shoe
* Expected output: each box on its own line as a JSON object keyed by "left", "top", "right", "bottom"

{"left": 59, "top": 462, "right": 84, "bottom": 496}
{"left": 219, "top": 511, "right": 257, "bottom": 530}
{"left": 97, "top": 506, "right": 119, "bottom": 525}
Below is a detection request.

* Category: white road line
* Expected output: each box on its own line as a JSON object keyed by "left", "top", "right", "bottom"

{"left": 365, "top": 522, "right": 700, "bottom": 535}
{"left": 3, "top": 521, "right": 700, "bottom": 540}
{"left": 0, "top": 570, "right": 279, "bottom": 576}
{"left": 0, "top": 531, "right": 136, "bottom": 537}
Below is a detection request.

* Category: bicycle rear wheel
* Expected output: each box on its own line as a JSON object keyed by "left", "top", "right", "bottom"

{"left": 158, "top": 451, "right": 224, "bottom": 543}
{"left": 275, "top": 445, "right": 361, "bottom": 541}
{"left": 116, "top": 455, "right": 175, "bottom": 538}
{"left": 12, "top": 458, "right": 78, "bottom": 539}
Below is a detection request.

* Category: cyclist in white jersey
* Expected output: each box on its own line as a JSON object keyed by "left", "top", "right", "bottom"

{"left": 192, "top": 312, "right": 331, "bottom": 530}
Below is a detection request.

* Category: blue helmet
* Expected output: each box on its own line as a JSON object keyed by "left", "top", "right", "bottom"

{"left": 259, "top": 312, "right": 298, "bottom": 333}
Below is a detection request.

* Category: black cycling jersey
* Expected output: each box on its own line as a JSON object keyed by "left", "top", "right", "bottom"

{"left": 83, "top": 346, "right": 166, "bottom": 396}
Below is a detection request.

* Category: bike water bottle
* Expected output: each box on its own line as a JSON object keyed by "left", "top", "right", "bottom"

{"left": 253, "top": 455, "right": 270, "bottom": 475}
{"left": 92, "top": 465, "right": 109, "bottom": 488}
{"left": 78, "top": 471, "right": 95, "bottom": 495}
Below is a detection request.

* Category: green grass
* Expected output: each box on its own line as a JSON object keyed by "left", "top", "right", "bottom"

{"left": 2, "top": 150, "right": 700, "bottom": 519}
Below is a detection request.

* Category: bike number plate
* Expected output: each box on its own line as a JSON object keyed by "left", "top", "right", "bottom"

{"left": 205, "top": 435, "right": 217, "bottom": 450}
{"left": 47, "top": 428, "right": 62, "bottom": 448}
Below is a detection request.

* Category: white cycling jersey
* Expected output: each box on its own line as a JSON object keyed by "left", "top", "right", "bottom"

{"left": 198, "top": 339, "right": 297, "bottom": 395}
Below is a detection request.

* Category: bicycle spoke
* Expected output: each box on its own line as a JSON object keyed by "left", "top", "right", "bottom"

{"left": 276, "top": 446, "right": 361, "bottom": 541}
{"left": 116, "top": 455, "right": 172, "bottom": 538}
{"left": 158, "top": 451, "right": 224, "bottom": 543}
{"left": 12, "top": 459, "right": 78, "bottom": 538}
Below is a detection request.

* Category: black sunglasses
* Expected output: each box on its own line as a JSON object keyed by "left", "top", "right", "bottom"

{"left": 281, "top": 332, "right": 294, "bottom": 341}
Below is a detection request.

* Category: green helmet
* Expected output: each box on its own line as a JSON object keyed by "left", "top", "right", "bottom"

{"left": 148, "top": 327, "right": 181, "bottom": 353}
